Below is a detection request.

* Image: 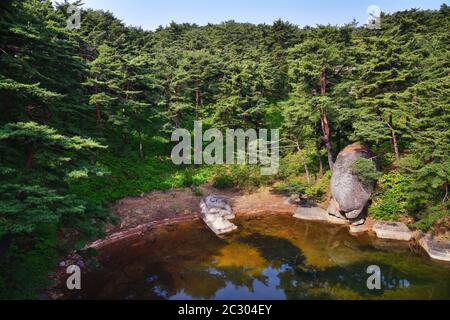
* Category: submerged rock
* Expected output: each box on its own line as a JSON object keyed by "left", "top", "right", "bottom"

{"left": 372, "top": 221, "right": 413, "bottom": 241}
{"left": 200, "top": 196, "right": 237, "bottom": 235}
{"left": 328, "top": 143, "right": 378, "bottom": 222}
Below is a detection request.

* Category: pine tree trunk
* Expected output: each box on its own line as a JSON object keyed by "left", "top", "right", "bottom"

{"left": 320, "top": 108, "right": 334, "bottom": 171}
{"left": 25, "top": 144, "right": 33, "bottom": 168}
{"left": 26, "top": 105, "right": 34, "bottom": 119}
{"left": 337, "top": 128, "right": 342, "bottom": 153}
{"left": 316, "top": 141, "right": 324, "bottom": 178}
{"left": 444, "top": 180, "right": 449, "bottom": 202}
{"left": 175, "top": 112, "right": 180, "bottom": 129}
{"left": 386, "top": 116, "right": 400, "bottom": 166}
{"left": 320, "top": 69, "right": 326, "bottom": 95}
{"left": 319, "top": 70, "right": 334, "bottom": 171}
{"left": 391, "top": 130, "right": 400, "bottom": 166}
{"left": 195, "top": 88, "right": 200, "bottom": 120}
{"left": 96, "top": 101, "right": 102, "bottom": 123}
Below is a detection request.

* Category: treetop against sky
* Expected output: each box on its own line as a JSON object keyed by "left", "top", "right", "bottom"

{"left": 57, "top": 0, "right": 447, "bottom": 30}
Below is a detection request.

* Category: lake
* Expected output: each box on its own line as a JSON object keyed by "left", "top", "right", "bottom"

{"left": 69, "top": 215, "right": 450, "bottom": 300}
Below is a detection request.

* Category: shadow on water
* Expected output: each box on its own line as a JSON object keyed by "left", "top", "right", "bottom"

{"left": 68, "top": 215, "right": 450, "bottom": 300}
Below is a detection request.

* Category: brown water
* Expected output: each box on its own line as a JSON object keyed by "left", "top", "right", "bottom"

{"left": 70, "top": 215, "right": 450, "bottom": 300}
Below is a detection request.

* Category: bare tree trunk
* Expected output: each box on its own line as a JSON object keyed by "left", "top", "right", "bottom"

{"left": 138, "top": 130, "right": 144, "bottom": 160}
{"left": 386, "top": 116, "right": 401, "bottom": 166}
{"left": 391, "top": 130, "right": 400, "bottom": 166}
{"left": 295, "top": 143, "right": 311, "bottom": 184}
{"left": 302, "top": 154, "right": 311, "bottom": 184}
{"left": 316, "top": 141, "right": 324, "bottom": 178}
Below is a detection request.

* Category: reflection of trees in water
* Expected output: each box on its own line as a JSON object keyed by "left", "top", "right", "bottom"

{"left": 277, "top": 261, "right": 422, "bottom": 300}
{"left": 78, "top": 221, "right": 448, "bottom": 300}
{"left": 231, "top": 234, "right": 422, "bottom": 300}
{"left": 151, "top": 234, "right": 422, "bottom": 300}
{"left": 239, "top": 234, "right": 307, "bottom": 268}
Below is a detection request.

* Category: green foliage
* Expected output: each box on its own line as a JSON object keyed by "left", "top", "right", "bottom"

{"left": 274, "top": 182, "right": 307, "bottom": 196}
{"left": 412, "top": 204, "right": 449, "bottom": 232}
{"left": 212, "top": 165, "right": 275, "bottom": 191}
{"left": 369, "top": 172, "right": 411, "bottom": 221}
{"left": 351, "top": 158, "right": 380, "bottom": 185}
{"left": 0, "top": 224, "right": 57, "bottom": 299}
{"left": 213, "top": 174, "right": 236, "bottom": 190}
{"left": 274, "top": 171, "right": 330, "bottom": 201}
{"left": 0, "top": 0, "right": 449, "bottom": 298}
{"left": 305, "top": 171, "right": 331, "bottom": 202}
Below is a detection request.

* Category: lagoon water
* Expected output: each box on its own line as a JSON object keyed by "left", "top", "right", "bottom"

{"left": 72, "top": 215, "right": 450, "bottom": 300}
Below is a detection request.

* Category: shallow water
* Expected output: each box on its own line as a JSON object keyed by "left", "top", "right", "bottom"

{"left": 72, "top": 215, "right": 450, "bottom": 300}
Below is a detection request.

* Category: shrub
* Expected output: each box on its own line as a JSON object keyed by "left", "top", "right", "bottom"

{"left": 305, "top": 171, "right": 331, "bottom": 202}
{"left": 213, "top": 174, "right": 236, "bottom": 189}
{"left": 351, "top": 158, "right": 380, "bottom": 185}
{"left": 412, "top": 204, "right": 449, "bottom": 232}
{"left": 369, "top": 172, "right": 411, "bottom": 220}
{"left": 273, "top": 181, "right": 307, "bottom": 196}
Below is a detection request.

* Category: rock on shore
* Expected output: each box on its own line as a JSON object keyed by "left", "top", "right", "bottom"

{"left": 200, "top": 196, "right": 237, "bottom": 235}
{"left": 414, "top": 232, "right": 450, "bottom": 262}
{"left": 372, "top": 221, "right": 413, "bottom": 241}
{"left": 327, "top": 143, "right": 378, "bottom": 224}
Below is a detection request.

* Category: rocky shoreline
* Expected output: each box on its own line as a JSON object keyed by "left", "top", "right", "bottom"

{"left": 46, "top": 183, "right": 449, "bottom": 299}
{"left": 292, "top": 200, "right": 450, "bottom": 262}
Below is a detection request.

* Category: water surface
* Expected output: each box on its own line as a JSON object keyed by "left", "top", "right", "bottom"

{"left": 72, "top": 215, "right": 450, "bottom": 300}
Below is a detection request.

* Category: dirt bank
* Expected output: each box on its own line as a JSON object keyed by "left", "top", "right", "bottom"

{"left": 92, "top": 185, "right": 297, "bottom": 248}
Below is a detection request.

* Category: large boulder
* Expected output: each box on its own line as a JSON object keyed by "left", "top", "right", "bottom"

{"left": 328, "top": 143, "right": 378, "bottom": 221}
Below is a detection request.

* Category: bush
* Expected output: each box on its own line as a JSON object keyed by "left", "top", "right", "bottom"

{"left": 273, "top": 181, "right": 307, "bottom": 196}
{"left": 213, "top": 173, "right": 236, "bottom": 189}
{"left": 352, "top": 158, "right": 380, "bottom": 185}
{"left": 412, "top": 204, "right": 449, "bottom": 232}
{"left": 369, "top": 172, "right": 411, "bottom": 221}
{"left": 305, "top": 171, "right": 331, "bottom": 202}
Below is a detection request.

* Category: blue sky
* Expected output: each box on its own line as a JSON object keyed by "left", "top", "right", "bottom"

{"left": 72, "top": 0, "right": 448, "bottom": 30}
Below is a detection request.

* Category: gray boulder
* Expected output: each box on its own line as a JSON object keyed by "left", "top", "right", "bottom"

{"left": 200, "top": 196, "right": 237, "bottom": 235}
{"left": 328, "top": 143, "right": 377, "bottom": 221}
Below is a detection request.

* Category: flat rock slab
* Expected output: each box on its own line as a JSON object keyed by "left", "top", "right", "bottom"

{"left": 417, "top": 233, "right": 450, "bottom": 262}
{"left": 372, "top": 221, "right": 413, "bottom": 241}
{"left": 203, "top": 216, "right": 238, "bottom": 235}
{"left": 200, "top": 196, "right": 237, "bottom": 235}
{"left": 294, "top": 203, "right": 347, "bottom": 225}
{"left": 349, "top": 224, "right": 371, "bottom": 234}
